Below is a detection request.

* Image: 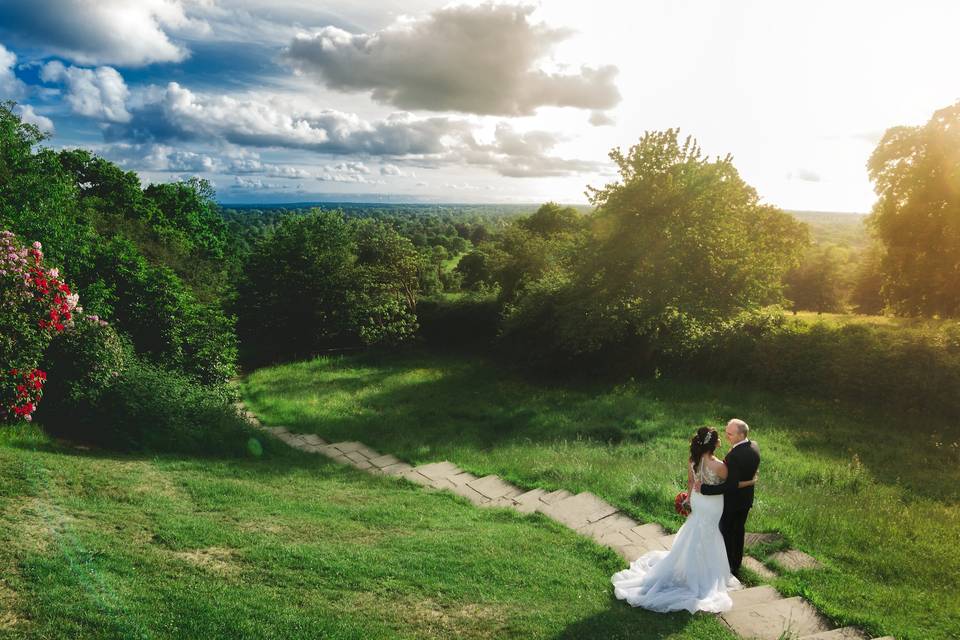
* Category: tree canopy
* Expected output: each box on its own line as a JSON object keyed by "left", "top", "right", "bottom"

{"left": 868, "top": 100, "right": 960, "bottom": 317}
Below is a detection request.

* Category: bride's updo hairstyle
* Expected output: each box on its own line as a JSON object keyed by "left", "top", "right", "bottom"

{"left": 690, "top": 427, "right": 719, "bottom": 471}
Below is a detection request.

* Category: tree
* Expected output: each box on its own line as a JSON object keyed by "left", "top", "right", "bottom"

{"left": 501, "top": 130, "right": 809, "bottom": 366}
{"left": 0, "top": 102, "right": 92, "bottom": 273}
{"left": 849, "top": 243, "right": 886, "bottom": 315}
{"left": 237, "top": 210, "right": 421, "bottom": 363}
{"left": 784, "top": 245, "right": 847, "bottom": 314}
{"left": 518, "top": 202, "right": 582, "bottom": 236}
{"left": 868, "top": 101, "right": 960, "bottom": 316}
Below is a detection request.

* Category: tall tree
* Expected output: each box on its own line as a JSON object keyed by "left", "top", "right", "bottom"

{"left": 784, "top": 245, "right": 847, "bottom": 314}
{"left": 500, "top": 130, "right": 809, "bottom": 366}
{"left": 868, "top": 101, "right": 960, "bottom": 316}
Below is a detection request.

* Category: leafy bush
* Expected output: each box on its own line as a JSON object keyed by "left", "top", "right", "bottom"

{"left": 97, "top": 360, "right": 253, "bottom": 453}
{"left": 36, "top": 316, "right": 132, "bottom": 425}
{"left": 680, "top": 310, "right": 960, "bottom": 419}
{"left": 64, "top": 356, "right": 259, "bottom": 455}
{"left": 86, "top": 235, "right": 237, "bottom": 384}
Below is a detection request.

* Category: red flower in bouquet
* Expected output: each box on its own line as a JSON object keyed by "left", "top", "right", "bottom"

{"left": 674, "top": 491, "right": 691, "bottom": 517}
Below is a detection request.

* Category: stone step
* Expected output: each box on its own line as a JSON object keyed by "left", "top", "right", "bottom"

{"left": 481, "top": 496, "right": 522, "bottom": 509}
{"left": 300, "top": 433, "right": 327, "bottom": 446}
{"left": 316, "top": 444, "right": 346, "bottom": 458}
{"left": 344, "top": 450, "right": 374, "bottom": 464}
{"left": 401, "top": 468, "right": 437, "bottom": 487}
{"left": 445, "top": 471, "right": 490, "bottom": 505}
{"left": 413, "top": 461, "right": 462, "bottom": 482}
{"left": 611, "top": 539, "right": 667, "bottom": 563}
{"left": 329, "top": 441, "right": 367, "bottom": 454}
{"left": 345, "top": 457, "right": 373, "bottom": 470}
{"left": 467, "top": 475, "right": 522, "bottom": 501}
{"left": 539, "top": 489, "right": 573, "bottom": 505}
{"left": 301, "top": 443, "right": 326, "bottom": 454}
{"left": 578, "top": 512, "right": 639, "bottom": 542}
{"left": 656, "top": 533, "right": 677, "bottom": 549}
{"left": 368, "top": 454, "right": 402, "bottom": 469}
{"left": 629, "top": 522, "right": 670, "bottom": 540}
{"left": 799, "top": 627, "right": 870, "bottom": 640}
{"left": 730, "top": 585, "right": 783, "bottom": 609}
{"left": 721, "top": 596, "right": 832, "bottom": 640}
{"left": 540, "top": 492, "right": 618, "bottom": 529}
{"left": 742, "top": 556, "right": 778, "bottom": 581}
{"left": 379, "top": 462, "right": 413, "bottom": 476}
{"left": 511, "top": 488, "right": 549, "bottom": 513}
{"left": 769, "top": 549, "right": 821, "bottom": 571}
{"left": 745, "top": 532, "right": 784, "bottom": 547}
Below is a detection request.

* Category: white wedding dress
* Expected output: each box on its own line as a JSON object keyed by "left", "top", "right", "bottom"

{"left": 611, "top": 458, "right": 742, "bottom": 613}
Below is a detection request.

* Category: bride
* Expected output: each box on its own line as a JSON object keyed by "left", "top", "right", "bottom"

{"left": 611, "top": 426, "right": 755, "bottom": 613}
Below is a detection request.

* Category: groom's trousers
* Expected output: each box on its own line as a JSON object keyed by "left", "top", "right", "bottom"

{"left": 719, "top": 507, "right": 750, "bottom": 576}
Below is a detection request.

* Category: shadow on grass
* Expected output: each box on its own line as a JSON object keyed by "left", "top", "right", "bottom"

{"left": 549, "top": 597, "right": 714, "bottom": 640}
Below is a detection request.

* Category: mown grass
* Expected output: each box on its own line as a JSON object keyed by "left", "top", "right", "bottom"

{"left": 0, "top": 423, "right": 737, "bottom": 640}
{"left": 242, "top": 350, "right": 960, "bottom": 640}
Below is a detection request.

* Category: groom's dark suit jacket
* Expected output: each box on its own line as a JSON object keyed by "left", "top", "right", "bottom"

{"left": 700, "top": 440, "right": 760, "bottom": 511}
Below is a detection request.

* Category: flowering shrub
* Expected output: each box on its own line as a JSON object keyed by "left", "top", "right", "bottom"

{"left": 0, "top": 230, "right": 80, "bottom": 422}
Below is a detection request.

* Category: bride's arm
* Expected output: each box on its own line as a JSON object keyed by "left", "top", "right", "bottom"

{"left": 738, "top": 472, "right": 758, "bottom": 488}
{"left": 687, "top": 461, "right": 695, "bottom": 494}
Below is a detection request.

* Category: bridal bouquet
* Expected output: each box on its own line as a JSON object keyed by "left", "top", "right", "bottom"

{"left": 674, "top": 491, "right": 691, "bottom": 517}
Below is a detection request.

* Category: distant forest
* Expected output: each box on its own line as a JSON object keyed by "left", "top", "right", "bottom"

{"left": 222, "top": 204, "right": 873, "bottom": 315}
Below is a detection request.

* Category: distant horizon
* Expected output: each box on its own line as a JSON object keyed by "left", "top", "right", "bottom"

{"left": 217, "top": 198, "right": 869, "bottom": 216}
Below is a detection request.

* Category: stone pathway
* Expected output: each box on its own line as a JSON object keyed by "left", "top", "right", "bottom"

{"left": 238, "top": 405, "right": 893, "bottom": 640}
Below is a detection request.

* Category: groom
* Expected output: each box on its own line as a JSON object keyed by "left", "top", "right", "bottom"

{"left": 696, "top": 418, "right": 760, "bottom": 578}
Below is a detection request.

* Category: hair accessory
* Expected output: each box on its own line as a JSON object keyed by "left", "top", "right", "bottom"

{"left": 700, "top": 430, "right": 713, "bottom": 445}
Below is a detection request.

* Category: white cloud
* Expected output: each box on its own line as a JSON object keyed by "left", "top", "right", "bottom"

{"left": 40, "top": 61, "right": 131, "bottom": 123}
{"left": 286, "top": 3, "right": 620, "bottom": 116}
{"left": 0, "top": 43, "right": 26, "bottom": 99}
{"left": 14, "top": 104, "right": 54, "bottom": 133}
{"left": 96, "top": 81, "right": 606, "bottom": 180}
{"left": 330, "top": 161, "right": 370, "bottom": 174}
{"left": 588, "top": 110, "right": 615, "bottom": 127}
{"left": 787, "top": 168, "right": 822, "bottom": 183}
{"left": 380, "top": 163, "right": 415, "bottom": 177}
{"left": 232, "top": 176, "right": 292, "bottom": 190}
{"left": 459, "top": 123, "right": 606, "bottom": 178}
{"left": 108, "top": 82, "right": 473, "bottom": 156}
{"left": 0, "top": 0, "right": 206, "bottom": 66}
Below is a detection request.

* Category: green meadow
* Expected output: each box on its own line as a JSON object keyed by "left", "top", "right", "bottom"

{"left": 0, "top": 423, "right": 738, "bottom": 640}
{"left": 242, "top": 350, "right": 960, "bottom": 640}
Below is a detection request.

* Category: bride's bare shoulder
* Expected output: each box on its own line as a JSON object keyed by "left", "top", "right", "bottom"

{"left": 706, "top": 456, "right": 728, "bottom": 477}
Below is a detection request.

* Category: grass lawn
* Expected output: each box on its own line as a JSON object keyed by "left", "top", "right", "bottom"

{"left": 789, "top": 309, "right": 959, "bottom": 332}
{"left": 242, "top": 349, "right": 960, "bottom": 640}
{"left": 0, "top": 424, "right": 737, "bottom": 640}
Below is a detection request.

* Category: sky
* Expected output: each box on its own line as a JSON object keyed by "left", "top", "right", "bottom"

{"left": 1, "top": 0, "right": 958, "bottom": 210}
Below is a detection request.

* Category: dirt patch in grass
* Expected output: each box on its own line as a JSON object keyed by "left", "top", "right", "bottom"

{"left": 171, "top": 547, "right": 241, "bottom": 577}
{"left": 352, "top": 592, "right": 511, "bottom": 639}
{"left": 129, "top": 463, "right": 185, "bottom": 502}
{"left": 0, "top": 577, "right": 24, "bottom": 630}
{"left": 1, "top": 496, "right": 77, "bottom": 554}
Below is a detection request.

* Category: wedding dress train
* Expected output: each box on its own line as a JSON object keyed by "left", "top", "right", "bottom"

{"left": 611, "top": 461, "right": 742, "bottom": 613}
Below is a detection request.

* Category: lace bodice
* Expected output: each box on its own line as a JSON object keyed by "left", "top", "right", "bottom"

{"left": 694, "top": 458, "right": 723, "bottom": 486}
